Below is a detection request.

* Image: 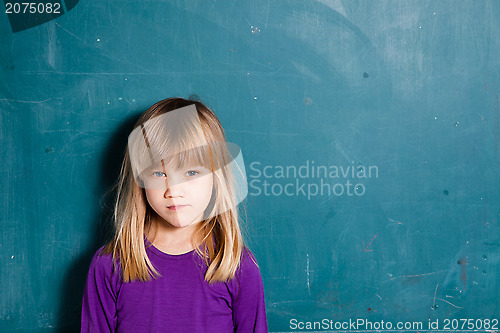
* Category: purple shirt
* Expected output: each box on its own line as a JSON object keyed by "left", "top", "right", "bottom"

{"left": 81, "top": 239, "right": 268, "bottom": 332}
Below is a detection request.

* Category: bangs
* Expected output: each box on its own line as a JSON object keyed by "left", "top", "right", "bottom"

{"left": 129, "top": 109, "right": 214, "bottom": 178}
{"left": 148, "top": 142, "right": 213, "bottom": 171}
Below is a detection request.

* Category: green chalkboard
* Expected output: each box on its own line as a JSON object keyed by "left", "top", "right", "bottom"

{"left": 1, "top": 0, "right": 499, "bottom": 331}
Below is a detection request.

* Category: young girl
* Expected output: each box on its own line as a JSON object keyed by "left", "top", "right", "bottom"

{"left": 81, "top": 97, "right": 268, "bottom": 332}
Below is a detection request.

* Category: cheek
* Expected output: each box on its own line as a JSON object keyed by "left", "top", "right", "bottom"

{"left": 194, "top": 177, "right": 214, "bottom": 202}
{"left": 145, "top": 189, "right": 163, "bottom": 208}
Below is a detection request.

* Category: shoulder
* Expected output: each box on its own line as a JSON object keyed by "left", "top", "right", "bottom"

{"left": 232, "top": 246, "right": 263, "bottom": 286}
{"left": 87, "top": 244, "right": 121, "bottom": 281}
{"left": 239, "top": 247, "right": 260, "bottom": 273}
{"left": 228, "top": 246, "right": 266, "bottom": 309}
{"left": 90, "top": 245, "right": 113, "bottom": 264}
{"left": 83, "top": 245, "right": 123, "bottom": 308}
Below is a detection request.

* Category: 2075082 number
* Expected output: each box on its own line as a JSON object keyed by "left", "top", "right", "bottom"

{"left": 443, "top": 318, "right": 498, "bottom": 330}
{"left": 5, "top": 2, "right": 61, "bottom": 14}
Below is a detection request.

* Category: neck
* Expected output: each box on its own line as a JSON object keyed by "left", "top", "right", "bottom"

{"left": 145, "top": 215, "right": 199, "bottom": 255}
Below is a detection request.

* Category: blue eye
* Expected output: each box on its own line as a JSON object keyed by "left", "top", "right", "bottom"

{"left": 152, "top": 171, "right": 166, "bottom": 177}
{"left": 186, "top": 170, "right": 199, "bottom": 177}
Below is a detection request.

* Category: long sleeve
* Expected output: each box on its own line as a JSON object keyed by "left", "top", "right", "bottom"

{"left": 81, "top": 247, "right": 120, "bottom": 332}
{"left": 231, "top": 248, "right": 268, "bottom": 333}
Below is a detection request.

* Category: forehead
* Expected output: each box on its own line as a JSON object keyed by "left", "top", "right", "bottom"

{"left": 128, "top": 104, "right": 212, "bottom": 175}
{"left": 148, "top": 158, "right": 208, "bottom": 170}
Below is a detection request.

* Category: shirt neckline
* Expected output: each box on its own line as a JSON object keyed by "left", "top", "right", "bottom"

{"left": 144, "top": 235, "right": 196, "bottom": 260}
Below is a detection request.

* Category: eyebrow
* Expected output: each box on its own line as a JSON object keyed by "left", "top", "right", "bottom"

{"left": 149, "top": 164, "right": 208, "bottom": 171}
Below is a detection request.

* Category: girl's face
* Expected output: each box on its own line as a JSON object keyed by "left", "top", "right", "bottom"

{"left": 143, "top": 161, "right": 214, "bottom": 229}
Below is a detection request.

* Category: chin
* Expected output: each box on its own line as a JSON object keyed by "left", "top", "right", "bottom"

{"left": 168, "top": 220, "right": 194, "bottom": 228}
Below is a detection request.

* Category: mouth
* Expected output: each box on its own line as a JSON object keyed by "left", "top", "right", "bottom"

{"left": 167, "top": 205, "right": 187, "bottom": 211}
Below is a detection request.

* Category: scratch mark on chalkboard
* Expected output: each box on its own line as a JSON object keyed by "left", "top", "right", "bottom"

{"left": 0, "top": 98, "right": 53, "bottom": 104}
{"left": 387, "top": 217, "right": 404, "bottom": 226}
{"left": 375, "top": 294, "right": 382, "bottom": 300}
{"left": 54, "top": 22, "right": 86, "bottom": 44}
{"left": 431, "top": 283, "right": 438, "bottom": 309}
{"left": 493, "top": 93, "right": 499, "bottom": 157}
{"left": 363, "top": 233, "right": 377, "bottom": 252}
{"left": 306, "top": 253, "right": 311, "bottom": 296}
{"left": 264, "top": 0, "right": 270, "bottom": 29}
{"left": 483, "top": 242, "right": 500, "bottom": 246}
{"left": 53, "top": 23, "right": 153, "bottom": 73}
{"left": 334, "top": 140, "right": 354, "bottom": 163}
{"left": 289, "top": 60, "right": 321, "bottom": 82}
{"left": 227, "top": 129, "right": 301, "bottom": 137}
{"left": 268, "top": 300, "right": 313, "bottom": 308}
{"left": 434, "top": 297, "right": 463, "bottom": 309}
{"left": 47, "top": 23, "right": 57, "bottom": 70}
{"left": 315, "top": 0, "right": 348, "bottom": 17}
{"left": 458, "top": 257, "right": 467, "bottom": 291}
{"left": 106, "top": 1, "right": 114, "bottom": 27}
{"left": 389, "top": 269, "right": 447, "bottom": 280}
{"left": 334, "top": 219, "right": 351, "bottom": 251}
{"left": 270, "top": 276, "right": 292, "bottom": 280}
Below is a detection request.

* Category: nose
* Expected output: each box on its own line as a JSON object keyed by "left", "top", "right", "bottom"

{"left": 162, "top": 175, "right": 184, "bottom": 198}
{"left": 158, "top": 160, "right": 186, "bottom": 198}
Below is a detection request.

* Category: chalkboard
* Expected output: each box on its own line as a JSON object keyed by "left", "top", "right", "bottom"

{"left": 1, "top": 0, "right": 499, "bottom": 331}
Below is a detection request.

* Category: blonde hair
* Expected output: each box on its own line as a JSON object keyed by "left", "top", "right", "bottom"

{"left": 102, "top": 97, "right": 245, "bottom": 283}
